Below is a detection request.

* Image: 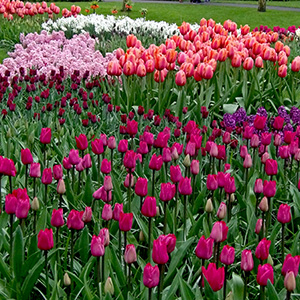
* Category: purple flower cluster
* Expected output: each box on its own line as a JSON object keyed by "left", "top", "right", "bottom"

{"left": 223, "top": 113, "right": 236, "bottom": 128}
{"left": 233, "top": 108, "right": 247, "bottom": 125}
{"left": 253, "top": 25, "right": 300, "bottom": 35}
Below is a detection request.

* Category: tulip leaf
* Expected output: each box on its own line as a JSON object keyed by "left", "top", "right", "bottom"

{"left": 164, "top": 273, "right": 179, "bottom": 299}
{"left": 203, "top": 276, "right": 218, "bottom": 300}
{"left": 12, "top": 225, "right": 24, "bottom": 282}
{"left": 109, "top": 246, "right": 126, "bottom": 287}
{"left": 165, "top": 237, "right": 194, "bottom": 285}
{"left": 232, "top": 273, "right": 244, "bottom": 300}
{"left": 267, "top": 280, "right": 279, "bottom": 300}
{"left": 223, "top": 104, "right": 238, "bottom": 114}
{"left": 82, "top": 174, "right": 92, "bottom": 206}
{"left": 79, "top": 226, "right": 89, "bottom": 264}
{"left": 36, "top": 206, "right": 48, "bottom": 233}
{"left": 179, "top": 277, "right": 195, "bottom": 300}
{"left": 0, "top": 254, "right": 11, "bottom": 281}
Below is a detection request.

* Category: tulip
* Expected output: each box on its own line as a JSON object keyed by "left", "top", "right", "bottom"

{"left": 259, "top": 196, "right": 269, "bottom": 212}
{"left": 253, "top": 115, "right": 267, "bottom": 130}
{"left": 282, "top": 254, "right": 300, "bottom": 277}
{"left": 207, "top": 174, "right": 218, "bottom": 191}
{"left": 91, "top": 139, "right": 104, "bottom": 155}
{"left": 119, "top": 212, "right": 133, "bottom": 232}
{"left": 51, "top": 208, "right": 64, "bottom": 228}
{"left": 210, "top": 221, "right": 228, "bottom": 243}
{"left": 21, "top": 148, "right": 33, "bottom": 165}
{"left": 152, "top": 238, "right": 169, "bottom": 265}
{"left": 158, "top": 234, "right": 176, "bottom": 253}
{"left": 241, "top": 249, "right": 254, "bottom": 272}
{"left": 101, "top": 159, "right": 111, "bottom": 174}
{"left": 195, "top": 236, "right": 214, "bottom": 260}
{"left": 82, "top": 206, "right": 92, "bottom": 223}
{"left": 67, "top": 210, "right": 84, "bottom": 231}
{"left": 217, "top": 202, "right": 227, "bottom": 220}
{"left": 124, "top": 244, "right": 137, "bottom": 264}
{"left": 284, "top": 271, "right": 296, "bottom": 297}
{"left": 263, "top": 180, "right": 276, "bottom": 198}
{"left": 277, "top": 204, "right": 291, "bottom": 224}
{"left": 255, "top": 219, "right": 263, "bottom": 235}
{"left": 135, "top": 177, "right": 148, "bottom": 205}
{"left": 38, "top": 228, "right": 54, "bottom": 298}
{"left": 265, "top": 159, "right": 278, "bottom": 177}
{"left": 143, "top": 263, "right": 160, "bottom": 289}
{"left": 104, "top": 277, "right": 114, "bottom": 295}
{"left": 127, "top": 119, "right": 138, "bottom": 137}
{"left": 123, "top": 150, "right": 136, "bottom": 170}
{"left": 170, "top": 165, "right": 182, "bottom": 183}
{"left": 254, "top": 178, "right": 263, "bottom": 194}
{"left": 40, "top": 127, "right": 51, "bottom": 144}
{"left": 149, "top": 154, "right": 163, "bottom": 171}
{"left": 5, "top": 194, "right": 18, "bottom": 215}
{"left": 102, "top": 204, "right": 113, "bottom": 221}
{"left": 29, "top": 163, "right": 41, "bottom": 178}
{"left": 257, "top": 264, "right": 274, "bottom": 286}
{"left": 255, "top": 238, "right": 271, "bottom": 261}
{"left": 91, "top": 235, "right": 105, "bottom": 257}
{"left": 201, "top": 263, "right": 225, "bottom": 292}
{"left": 15, "top": 197, "right": 30, "bottom": 219}
{"left": 75, "top": 134, "right": 88, "bottom": 153}
{"left": 243, "top": 154, "right": 252, "bottom": 168}
{"left": 103, "top": 176, "right": 113, "bottom": 192}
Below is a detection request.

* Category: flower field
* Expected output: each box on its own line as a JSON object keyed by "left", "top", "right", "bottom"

{"left": 0, "top": 3, "right": 300, "bottom": 300}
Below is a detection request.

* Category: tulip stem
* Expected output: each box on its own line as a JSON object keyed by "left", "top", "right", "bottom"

{"left": 243, "top": 271, "right": 249, "bottom": 300}
{"left": 281, "top": 223, "right": 285, "bottom": 263}
{"left": 223, "top": 265, "right": 228, "bottom": 300}
{"left": 72, "top": 166, "right": 75, "bottom": 191}
{"left": 216, "top": 242, "right": 220, "bottom": 268}
{"left": 163, "top": 202, "right": 167, "bottom": 235}
{"left": 124, "top": 231, "right": 127, "bottom": 276}
{"left": 45, "top": 184, "right": 48, "bottom": 204}
{"left": 59, "top": 194, "right": 63, "bottom": 208}
{"left": 0, "top": 174, "right": 2, "bottom": 214}
{"left": 183, "top": 195, "right": 187, "bottom": 241}
{"left": 33, "top": 177, "right": 36, "bottom": 198}
{"left": 128, "top": 170, "right": 132, "bottom": 212}
{"left": 286, "top": 291, "right": 291, "bottom": 300}
{"left": 102, "top": 253, "right": 105, "bottom": 283}
{"left": 10, "top": 214, "right": 13, "bottom": 262}
{"left": 128, "top": 263, "right": 131, "bottom": 289}
{"left": 44, "top": 144, "right": 47, "bottom": 168}
{"left": 110, "top": 149, "right": 114, "bottom": 172}
{"left": 33, "top": 211, "right": 37, "bottom": 235}
{"left": 25, "top": 164, "right": 28, "bottom": 192}
{"left": 158, "top": 264, "right": 165, "bottom": 300}
{"left": 45, "top": 250, "right": 49, "bottom": 299}
{"left": 152, "top": 170, "right": 155, "bottom": 197}
{"left": 9, "top": 176, "right": 12, "bottom": 194}
{"left": 71, "top": 229, "right": 74, "bottom": 273}
{"left": 140, "top": 196, "right": 143, "bottom": 211}
{"left": 148, "top": 217, "right": 152, "bottom": 262}
{"left": 174, "top": 183, "right": 178, "bottom": 233}
{"left": 97, "top": 154, "right": 101, "bottom": 180}
{"left": 97, "top": 256, "right": 101, "bottom": 297}
{"left": 148, "top": 288, "right": 152, "bottom": 300}
{"left": 245, "top": 168, "right": 248, "bottom": 197}
{"left": 260, "top": 285, "right": 265, "bottom": 300}
{"left": 119, "top": 229, "right": 121, "bottom": 262}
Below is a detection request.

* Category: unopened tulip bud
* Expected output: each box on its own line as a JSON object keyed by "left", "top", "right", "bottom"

{"left": 230, "top": 193, "right": 235, "bottom": 203}
{"left": 183, "top": 155, "right": 191, "bottom": 167}
{"left": 284, "top": 271, "right": 296, "bottom": 292}
{"left": 104, "top": 277, "right": 114, "bottom": 295}
{"left": 205, "top": 198, "right": 213, "bottom": 213}
{"left": 217, "top": 202, "right": 227, "bottom": 219}
{"left": 31, "top": 197, "right": 39, "bottom": 211}
{"left": 171, "top": 147, "right": 179, "bottom": 160}
{"left": 57, "top": 179, "right": 66, "bottom": 194}
{"left": 156, "top": 206, "right": 160, "bottom": 216}
{"left": 267, "top": 254, "right": 273, "bottom": 266}
{"left": 259, "top": 197, "right": 269, "bottom": 212}
{"left": 64, "top": 273, "right": 71, "bottom": 286}
{"left": 139, "top": 230, "right": 145, "bottom": 242}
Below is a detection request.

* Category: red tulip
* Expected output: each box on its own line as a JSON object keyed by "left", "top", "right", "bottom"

{"left": 21, "top": 148, "right": 33, "bottom": 165}
{"left": 102, "top": 204, "right": 113, "bottom": 221}
{"left": 220, "top": 245, "right": 235, "bottom": 265}
{"left": 241, "top": 249, "right": 254, "bottom": 272}
{"left": 67, "top": 209, "right": 84, "bottom": 230}
{"left": 99, "top": 228, "right": 110, "bottom": 247}
{"left": 143, "top": 263, "right": 160, "bottom": 288}
{"left": 82, "top": 206, "right": 92, "bottom": 223}
{"left": 206, "top": 174, "right": 218, "bottom": 191}
{"left": 127, "top": 120, "right": 138, "bottom": 137}
{"left": 16, "top": 197, "right": 30, "bottom": 219}
{"left": 141, "top": 196, "right": 157, "bottom": 218}
{"left": 195, "top": 236, "right": 214, "bottom": 260}
{"left": 277, "top": 204, "right": 291, "bottom": 224}
{"left": 5, "top": 194, "right": 18, "bottom": 214}
{"left": 263, "top": 180, "right": 276, "bottom": 198}
{"left": 255, "top": 238, "right": 271, "bottom": 261}
{"left": 135, "top": 177, "right": 148, "bottom": 197}
{"left": 158, "top": 234, "right": 176, "bottom": 253}
{"left": 255, "top": 219, "right": 263, "bottom": 235}
{"left": 62, "top": 157, "right": 72, "bottom": 170}
{"left": 253, "top": 115, "right": 267, "bottom": 130}
{"left": 51, "top": 208, "right": 64, "bottom": 227}
{"left": 281, "top": 254, "right": 300, "bottom": 276}
{"left": 191, "top": 160, "right": 199, "bottom": 175}
{"left": 202, "top": 263, "right": 225, "bottom": 291}
{"left": 69, "top": 149, "right": 80, "bottom": 165}
{"left": 123, "top": 150, "right": 136, "bottom": 170}
{"left": 254, "top": 178, "right": 263, "bottom": 193}
{"left": 75, "top": 134, "right": 88, "bottom": 151}
{"left": 40, "top": 127, "right": 51, "bottom": 144}
{"left": 257, "top": 264, "right": 274, "bottom": 286}
{"left": 170, "top": 165, "right": 182, "bottom": 183}
{"left": 119, "top": 212, "right": 133, "bottom": 231}
{"left": 152, "top": 238, "right": 169, "bottom": 264}
{"left": 160, "top": 182, "right": 176, "bottom": 201}
{"left": 217, "top": 202, "right": 227, "bottom": 219}
{"left": 53, "top": 164, "right": 63, "bottom": 181}
{"left": 91, "top": 139, "right": 104, "bottom": 155}
{"left": 224, "top": 176, "right": 236, "bottom": 194}
{"left": 265, "top": 159, "right": 278, "bottom": 176}
{"left": 42, "top": 168, "right": 52, "bottom": 185}
{"left": 149, "top": 154, "right": 163, "bottom": 171}
{"left": 38, "top": 228, "right": 54, "bottom": 250}
{"left": 273, "top": 116, "right": 284, "bottom": 130}
{"left": 101, "top": 159, "right": 111, "bottom": 174}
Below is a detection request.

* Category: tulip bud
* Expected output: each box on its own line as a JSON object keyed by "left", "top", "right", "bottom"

{"left": 267, "top": 254, "right": 274, "bottom": 266}
{"left": 31, "top": 197, "right": 39, "bottom": 211}
{"left": 104, "top": 277, "right": 114, "bottom": 295}
{"left": 139, "top": 230, "right": 145, "bottom": 242}
{"left": 124, "top": 244, "right": 137, "bottom": 264}
{"left": 64, "top": 273, "right": 71, "bottom": 286}
{"left": 284, "top": 271, "right": 296, "bottom": 292}
{"left": 217, "top": 202, "right": 227, "bottom": 219}
{"left": 259, "top": 197, "right": 269, "bottom": 212}
{"left": 183, "top": 154, "right": 191, "bottom": 167}
{"left": 57, "top": 179, "right": 66, "bottom": 194}
{"left": 156, "top": 206, "right": 160, "bottom": 216}
{"left": 205, "top": 198, "right": 213, "bottom": 213}
{"left": 230, "top": 193, "right": 235, "bottom": 203}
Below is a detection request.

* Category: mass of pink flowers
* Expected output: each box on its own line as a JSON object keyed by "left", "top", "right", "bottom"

{"left": 0, "top": 31, "right": 116, "bottom": 80}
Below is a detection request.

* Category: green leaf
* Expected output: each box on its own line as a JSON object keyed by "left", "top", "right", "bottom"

{"left": 203, "top": 276, "right": 218, "bottom": 300}
{"left": 232, "top": 273, "right": 244, "bottom": 300}
{"left": 82, "top": 173, "right": 92, "bottom": 206}
{"left": 79, "top": 226, "right": 89, "bottom": 264}
{"left": 164, "top": 273, "right": 179, "bottom": 299}
{"left": 165, "top": 237, "right": 194, "bottom": 285}
{"left": 179, "top": 277, "right": 195, "bottom": 300}
{"left": 12, "top": 226, "right": 24, "bottom": 282}
{"left": 267, "top": 280, "right": 279, "bottom": 300}
{"left": 0, "top": 254, "right": 11, "bottom": 281}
